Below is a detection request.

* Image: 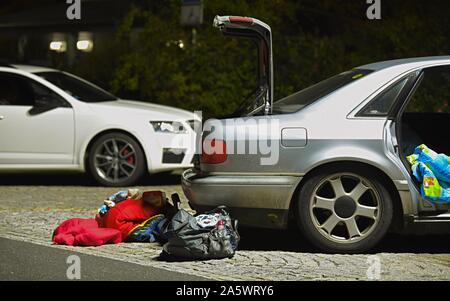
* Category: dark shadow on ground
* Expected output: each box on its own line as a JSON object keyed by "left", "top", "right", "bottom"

{"left": 155, "top": 227, "right": 449, "bottom": 262}
{"left": 156, "top": 250, "right": 230, "bottom": 262}
{"left": 238, "top": 226, "right": 450, "bottom": 254}
{"left": 0, "top": 171, "right": 181, "bottom": 186}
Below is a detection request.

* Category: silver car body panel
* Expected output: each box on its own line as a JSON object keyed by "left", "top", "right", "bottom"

{"left": 182, "top": 34, "right": 450, "bottom": 229}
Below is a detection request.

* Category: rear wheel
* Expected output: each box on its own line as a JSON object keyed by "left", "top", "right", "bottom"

{"left": 296, "top": 166, "right": 393, "bottom": 253}
{"left": 88, "top": 132, "right": 146, "bottom": 187}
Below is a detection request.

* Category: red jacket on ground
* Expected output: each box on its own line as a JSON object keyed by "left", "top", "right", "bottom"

{"left": 52, "top": 218, "right": 122, "bottom": 246}
{"left": 96, "top": 198, "right": 162, "bottom": 241}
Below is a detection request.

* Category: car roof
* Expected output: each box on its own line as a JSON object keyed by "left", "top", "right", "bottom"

{"left": 358, "top": 55, "right": 450, "bottom": 71}
{"left": 9, "top": 64, "right": 58, "bottom": 73}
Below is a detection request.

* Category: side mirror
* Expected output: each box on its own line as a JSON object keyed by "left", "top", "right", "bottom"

{"left": 28, "top": 100, "right": 58, "bottom": 116}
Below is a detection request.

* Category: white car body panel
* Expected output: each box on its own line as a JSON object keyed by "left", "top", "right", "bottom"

{"left": 0, "top": 106, "right": 75, "bottom": 164}
{"left": 0, "top": 66, "right": 198, "bottom": 175}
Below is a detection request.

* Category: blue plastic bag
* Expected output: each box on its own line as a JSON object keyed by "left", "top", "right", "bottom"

{"left": 408, "top": 145, "right": 450, "bottom": 203}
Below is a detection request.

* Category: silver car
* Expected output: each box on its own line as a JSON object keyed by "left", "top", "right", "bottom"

{"left": 182, "top": 16, "right": 450, "bottom": 253}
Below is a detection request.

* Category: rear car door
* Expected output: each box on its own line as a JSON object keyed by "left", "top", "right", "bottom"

{"left": 399, "top": 65, "right": 450, "bottom": 155}
{"left": 0, "top": 71, "right": 75, "bottom": 165}
{"left": 395, "top": 64, "right": 450, "bottom": 212}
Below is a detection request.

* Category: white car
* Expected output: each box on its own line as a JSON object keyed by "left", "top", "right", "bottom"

{"left": 0, "top": 64, "right": 199, "bottom": 186}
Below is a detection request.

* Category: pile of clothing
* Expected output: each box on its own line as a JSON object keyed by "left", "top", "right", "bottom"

{"left": 52, "top": 190, "right": 240, "bottom": 260}
{"left": 407, "top": 144, "right": 450, "bottom": 203}
{"left": 52, "top": 189, "right": 175, "bottom": 246}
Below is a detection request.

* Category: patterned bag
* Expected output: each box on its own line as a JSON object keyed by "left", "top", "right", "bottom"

{"left": 408, "top": 144, "right": 450, "bottom": 202}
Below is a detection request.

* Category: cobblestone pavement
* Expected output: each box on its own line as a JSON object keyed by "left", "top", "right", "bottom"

{"left": 0, "top": 178, "right": 449, "bottom": 281}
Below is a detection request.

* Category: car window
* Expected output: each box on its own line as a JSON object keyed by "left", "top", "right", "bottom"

{"left": 36, "top": 71, "right": 117, "bottom": 103}
{"left": 0, "top": 72, "right": 34, "bottom": 106}
{"left": 359, "top": 77, "right": 410, "bottom": 116}
{"left": 406, "top": 65, "right": 450, "bottom": 113}
{"left": 271, "top": 69, "right": 373, "bottom": 114}
{"left": 0, "top": 72, "right": 69, "bottom": 107}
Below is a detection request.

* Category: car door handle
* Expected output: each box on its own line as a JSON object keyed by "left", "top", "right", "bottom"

{"left": 0, "top": 115, "right": 4, "bottom": 120}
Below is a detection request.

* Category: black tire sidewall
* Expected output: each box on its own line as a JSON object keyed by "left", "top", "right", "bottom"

{"left": 297, "top": 166, "right": 393, "bottom": 253}
{"left": 88, "top": 132, "right": 146, "bottom": 187}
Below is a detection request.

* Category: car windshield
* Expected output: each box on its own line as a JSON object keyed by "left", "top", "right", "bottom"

{"left": 272, "top": 69, "right": 373, "bottom": 114}
{"left": 36, "top": 71, "right": 118, "bottom": 102}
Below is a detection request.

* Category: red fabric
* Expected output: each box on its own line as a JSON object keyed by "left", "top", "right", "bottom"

{"left": 52, "top": 218, "right": 122, "bottom": 246}
{"left": 96, "top": 199, "right": 162, "bottom": 241}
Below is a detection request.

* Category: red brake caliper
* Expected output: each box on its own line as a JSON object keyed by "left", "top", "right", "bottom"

{"left": 122, "top": 149, "right": 135, "bottom": 165}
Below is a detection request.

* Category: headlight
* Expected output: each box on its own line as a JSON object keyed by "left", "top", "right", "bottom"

{"left": 150, "top": 121, "right": 187, "bottom": 133}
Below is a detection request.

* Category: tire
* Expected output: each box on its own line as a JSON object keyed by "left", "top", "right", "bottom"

{"left": 87, "top": 132, "right": 146, "bottom": 187}
{"left": 296, "top": 166, "right": 393, "bottom": 253}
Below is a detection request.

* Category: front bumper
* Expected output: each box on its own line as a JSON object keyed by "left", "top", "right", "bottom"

{"left": 145, "top": 130, "right": 195, "bottom": 173}
{"left": 181, "top": 169, "right": 302, "bottom": 229}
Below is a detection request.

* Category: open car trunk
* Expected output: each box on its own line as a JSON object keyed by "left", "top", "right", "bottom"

{"left": 213, "top": 15, "right": 273, "bottom": 116}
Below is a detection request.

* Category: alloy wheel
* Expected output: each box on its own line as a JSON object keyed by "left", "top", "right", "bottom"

{"left": 309, "top": 173, "right": 381, "bottom": 244}
{"left": 93, "top": 138, "right": 137, "bottom": 184}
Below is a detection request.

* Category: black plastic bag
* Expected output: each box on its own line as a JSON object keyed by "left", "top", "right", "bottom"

{"left": 160, "top": 206, "right": 240, "bottom": 260}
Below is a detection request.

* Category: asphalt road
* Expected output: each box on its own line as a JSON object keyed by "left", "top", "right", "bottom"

{"left": 0, "top": 237, "right": 208, "bottom": 281}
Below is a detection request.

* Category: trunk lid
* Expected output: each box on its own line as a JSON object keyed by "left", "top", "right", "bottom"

{"left": 213, "top": 15, "right": 273, "bottom": 115}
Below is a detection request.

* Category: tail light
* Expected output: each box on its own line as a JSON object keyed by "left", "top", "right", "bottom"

{"left": 201, "top": 139, "right": 227, "bottom": 164}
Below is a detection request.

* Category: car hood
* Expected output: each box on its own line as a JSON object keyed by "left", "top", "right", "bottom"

{"left": 87, "top": 99, "right": 198, "bottom": 121}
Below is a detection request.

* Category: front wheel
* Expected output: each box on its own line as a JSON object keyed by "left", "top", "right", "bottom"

{"left": 296, "top": 167, "right": 393, "bottom": 253}
{"left": 88, "top": 132, "right": 146, "bottom": 187}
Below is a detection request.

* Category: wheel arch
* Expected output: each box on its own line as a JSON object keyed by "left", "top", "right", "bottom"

{"left": 288, "top": 160, "right": 404, "bottom": 232}
{"left": 82, "top": 128, "right": 150, "bottom": 172}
